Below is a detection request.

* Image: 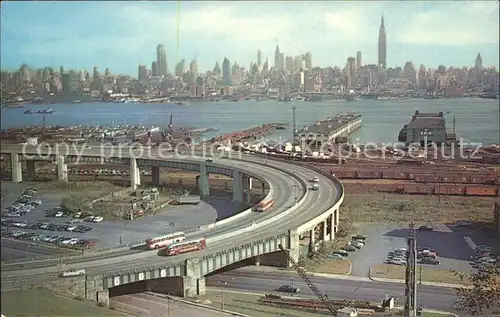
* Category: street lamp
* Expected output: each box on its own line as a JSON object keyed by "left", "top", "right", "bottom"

{"left": 291, "top": 277, "right": 294, "bottom": 297}
{"left": 292, "top": 184, "right": 299, "bottom": 205}
{"left": 217, "top": 276, "right": 228, "bottom": 310}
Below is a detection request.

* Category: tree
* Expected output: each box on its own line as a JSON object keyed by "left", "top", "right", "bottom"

{"left": 60, "top": 196, "right": 92, "bottom": 213}
{"left": 454, "top": 263, "right": 500, "bottom": 315}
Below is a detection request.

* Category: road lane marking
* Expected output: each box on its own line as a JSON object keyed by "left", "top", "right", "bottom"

{"left": 463, "top": 236, "right": 476, "bottom": 250}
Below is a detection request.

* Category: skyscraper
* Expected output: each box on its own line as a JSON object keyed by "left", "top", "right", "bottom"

{"left": 356, "top": 50, "right": 362, "bottom": 69}
{"left": 138, "top": 65, "right": 148, "bottom": 82}
{"left": 156, "top": 44, "right": 168, "bottom": 76}
{"left": 378, "top": 16, "right": 387, "bottom": 69}
{"left": 222, "top": 57, "right": 231, "bottom": 84}
{"left": 257, "top": 50, "right": 262, "bottom": 67}
{"left": 274, "top": 44, "right": 281, "bottom": 70}
{"left": 304, "top": 52, "right": 312, "bottom": 70}
{"left": 475, "top": 53, "right": 483, "bottom": 71}
{"left": 151, "top": 61, "right": 158, "bottom": 76}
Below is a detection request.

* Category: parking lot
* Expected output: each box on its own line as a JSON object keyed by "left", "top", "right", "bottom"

{"left": 1, "top": 182, "right": 245, "bottom": 260}
{"left": 344, "top": 223, "right": 498, "bottom": 277}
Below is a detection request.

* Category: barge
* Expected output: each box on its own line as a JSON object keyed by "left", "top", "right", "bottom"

{"left": 295, "top": 113, "right": 362, "bottom": 149}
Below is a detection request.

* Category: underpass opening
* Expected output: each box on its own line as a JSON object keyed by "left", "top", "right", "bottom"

{"left": 205, "top": 251, "right": 290, "bottom": 277}
{"left": 108, "top": 276, "right": 185, "bottom": 298}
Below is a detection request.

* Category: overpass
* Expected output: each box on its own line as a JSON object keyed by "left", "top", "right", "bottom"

{"left": 0, "top": 144, "right": 344, "bottom": 306}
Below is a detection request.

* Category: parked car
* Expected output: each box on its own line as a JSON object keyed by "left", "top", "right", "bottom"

{"left": 92, "top": 216, "right": 104, "bottom": 223}
{"left": 352, "top": 241, "right": 364, "bottom": 249}
{"left": 344, "top": 245, "right": 356, "bottom": 252}
{"left": 329, "top": 253, "right": 346, "bottom": 260}
{"left": 420, "top": 257, "right": 440, "bottom": 265}
{"left": 352, "top": 235, "right": 367, "bottom": 241}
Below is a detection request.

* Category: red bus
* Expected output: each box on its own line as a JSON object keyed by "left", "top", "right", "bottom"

{"left": 253, "top": 199, "right": 274, "bottom": 212}
{"left": 164, "top": 238, "right": 206, "bottom": 256}
{"left": 146, "top": 231, "right": 185, "bottom": 249}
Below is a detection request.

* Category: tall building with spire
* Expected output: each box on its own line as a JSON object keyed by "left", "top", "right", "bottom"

{"left": 378, "top": 15, "right": 387, "bottom": 69}
{"left": 475, "top": 53, "right": 483, "bottom": 71}
{"left": 257, "top": 49, "right": 262, "bottom": 67}
{"left": 274, "top": 44, "right": 281, "bottom": 70}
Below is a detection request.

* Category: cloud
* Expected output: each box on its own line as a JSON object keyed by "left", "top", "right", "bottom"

{"left": 395, "top": 1, "right": 499, "bottom": 45}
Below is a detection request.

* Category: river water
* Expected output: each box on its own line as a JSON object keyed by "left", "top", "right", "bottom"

{"left": 1, "top": 98, "right": 499, "bottom": 145}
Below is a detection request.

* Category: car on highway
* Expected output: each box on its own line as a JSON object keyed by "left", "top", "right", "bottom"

{"left": 60, "top": 269, "right": 86, "bottom": 277}
{"left": 311, "top": 177, "right": 319, "bottom": 183}
{"left": 205, "top": 157, "right": 214, "bottom": 162}
{"left": 276, "top": 285, "right": 300, "bottom": 293}
{"left": 311, "top": 183, "right": 319, "bottom": 191}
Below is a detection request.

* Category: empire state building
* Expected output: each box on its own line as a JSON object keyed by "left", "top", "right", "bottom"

{"left": 378, "top": 15, "right": 387, "bottom": 69}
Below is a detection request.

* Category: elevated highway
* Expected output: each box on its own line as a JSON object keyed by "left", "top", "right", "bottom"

{"left": 0, "top": 144, "right": 344, "bottom": 305}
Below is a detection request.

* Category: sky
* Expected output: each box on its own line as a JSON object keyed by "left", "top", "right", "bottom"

{"left": 1, "top": 1, "right": 499, "bottom": 76}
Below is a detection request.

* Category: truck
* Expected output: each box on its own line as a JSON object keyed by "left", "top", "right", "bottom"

{"left": 170, "top": 195, "right": 201, "bottom": 205}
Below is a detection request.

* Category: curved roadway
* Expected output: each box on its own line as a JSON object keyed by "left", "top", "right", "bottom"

{"left": 1, "top": 146, "right": 341, "bottom": 287}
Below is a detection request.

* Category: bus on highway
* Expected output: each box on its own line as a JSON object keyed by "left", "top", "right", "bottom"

{"left": 164, "top": 238, "right": 206, "bottom": 256}
{"left": 253, "top": 199, "right": 274, "bottom": 212}
{"left": 146, "top": 231, "right": 185, "bottom": 249}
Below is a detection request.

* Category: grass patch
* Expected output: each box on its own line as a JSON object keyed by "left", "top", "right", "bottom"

{"left": 370, "top": 264, "right": 468, "bottom": 285}
{"left": 342, "top": 193, "right": 494, "bottom": 224}
{"left": 35, "top": 181, "right": 123, "bottom": 199}
{"left": 310, "top": 259, "right": 351, "bottom": 275}
{"left": 0, "top": 289, "right": 124, "bottom": 316}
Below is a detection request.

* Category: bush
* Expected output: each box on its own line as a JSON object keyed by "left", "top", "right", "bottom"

{"left": 60, "top": 196, "right": 92, "bottom": 213}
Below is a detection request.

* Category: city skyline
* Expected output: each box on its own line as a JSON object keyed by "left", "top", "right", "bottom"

{"left": 1, "top": 1, "right": 499, "bottom": 76}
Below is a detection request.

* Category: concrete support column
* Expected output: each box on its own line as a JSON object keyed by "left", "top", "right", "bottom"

{"left": 254, "top": 255, "right": 260, "bottom": 266}
{"left": 10, "top": 153, "right": 22, "bottom": 183}
{"left": 130, "top": 158, "right": 140, "bottom": 190}
{"left": 151, "top": 166, "right": 160, "bottom": 186}
{"left": 97, "top": 290, "right": 109, "bottom": 306}
{"left": 309, "top": 228, "right": 316, "bottom": 253}
{"left": 287, "top": 230, "right": 301, "bottom": 268}
{"left": 261, "top": 181, "right": 266, "bottom": 196}
{"left": 248, "top": 177, "right": 253, "bottom": 190}
{"left": 232, "top": 171, "right": 243, "bottom": 203}
{"left": 56, "top": 155, "right": 67, "bottom": 182}
{"left": 334, "top": 209, "right": 339, "bottom": 233}
{"left": 26, "top": 160, "right": 36, "bottom": 181}
{"left": 198, "top": 164, "right": 209, "bottom": 198}
{"left": 330, "top": 213, "right": 335, "bottom": 241}
{"left": 322, "top": 220, "right": 327, "bottom": 241}
{"left": 243, "top": 176, "right": 252, "bottom": 204}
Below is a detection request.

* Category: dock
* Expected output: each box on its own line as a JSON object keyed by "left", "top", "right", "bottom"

{"left": 295, "top": 113, "right": 362, "bottom": 149}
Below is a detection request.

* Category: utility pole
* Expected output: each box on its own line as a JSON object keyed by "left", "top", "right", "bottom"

{"left": 404, "top": 222, "right": 417, "bottom": 317}
{"left": 218, "top": 275, "right": 227, "bottom": 310}
{"left": 291, "top": 105, "right": 297, "bottom": 157}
